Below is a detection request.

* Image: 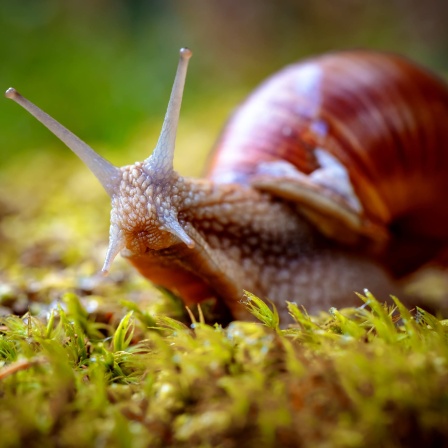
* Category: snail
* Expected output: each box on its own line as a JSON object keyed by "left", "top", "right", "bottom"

{"left": 6, "top": 48, "right": 448, "bottom": 322}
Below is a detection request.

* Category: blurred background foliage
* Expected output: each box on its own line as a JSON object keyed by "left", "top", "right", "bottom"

{"left": 0, "top": 0, "right": 448, "bottom": 277}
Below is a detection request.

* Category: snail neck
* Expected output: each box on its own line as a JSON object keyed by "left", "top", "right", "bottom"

{"left": 173, "top": 179, "right": 403, "bottom": 322}
{"left": 180, "top": 178, "right": 318, "bottom": 252}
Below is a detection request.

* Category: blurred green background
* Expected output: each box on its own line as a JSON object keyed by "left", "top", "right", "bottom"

{"left": 0, "top": 0, "right": 447, "bottom": 275}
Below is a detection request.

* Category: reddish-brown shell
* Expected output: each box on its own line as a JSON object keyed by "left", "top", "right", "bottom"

{"left": 206, "top": 51, "right": 448, "bottom": 275}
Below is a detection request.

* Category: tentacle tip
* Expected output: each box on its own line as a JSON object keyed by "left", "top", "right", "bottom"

{"left": 100, "top": 268, "right": 109, "bottom": 277}
{"left": 180, "top": 47, "right": 192, "bottom": 60}
{"left": 5, "top": 88, "right": 18, "bottom": 99}
{"left": 179, "top": 231, "right": 195, "bottom": 249}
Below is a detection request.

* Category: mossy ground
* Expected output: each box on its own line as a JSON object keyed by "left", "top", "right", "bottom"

{"left": 1, "top": 161, "right": 448, "bottom": 447}
{"left": 1, "top": 286, "right": 448, "bottom": 447}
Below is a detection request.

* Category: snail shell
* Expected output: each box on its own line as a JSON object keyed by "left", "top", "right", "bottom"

{"left": 208, "top": 51, "right": 448, "bottom": 276}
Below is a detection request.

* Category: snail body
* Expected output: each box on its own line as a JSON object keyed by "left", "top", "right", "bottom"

{"left": 6, "top": 49, "right": 448, "bottom": 321}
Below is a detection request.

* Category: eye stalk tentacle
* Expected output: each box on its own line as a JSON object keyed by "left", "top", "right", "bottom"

{"left": 144, "top": 48, "right": 192, "bottom": 175}
{"left": 6, "top": 48, "right": 195, "bottom": 276}
{"left": 102, "top": 222, "right": 126, "bottom": 275}
{"left": 160, "top": 212, "right": 195, "bottom": 249}
{"left": 4, "top": 88, "right": 121, "bottom": 197}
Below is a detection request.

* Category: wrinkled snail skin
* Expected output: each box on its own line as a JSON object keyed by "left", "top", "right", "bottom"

{"left": 6, "top": 49, "right": 448, "bottom": 322}
{"left": 113, "top": 164, "right": 400, "bottom": 321}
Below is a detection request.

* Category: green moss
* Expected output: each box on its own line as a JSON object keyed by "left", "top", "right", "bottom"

{"left": 0, "top": 286, "right": 447, "bottom": 447}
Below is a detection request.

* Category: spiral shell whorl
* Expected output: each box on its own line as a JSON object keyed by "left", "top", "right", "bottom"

{"left": 207, "top": 51, "right": 448, "bottom": 274}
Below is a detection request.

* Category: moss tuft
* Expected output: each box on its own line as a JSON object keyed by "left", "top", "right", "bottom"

{"left": 0, "top": 288, "right": 446, "bottom": 447}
